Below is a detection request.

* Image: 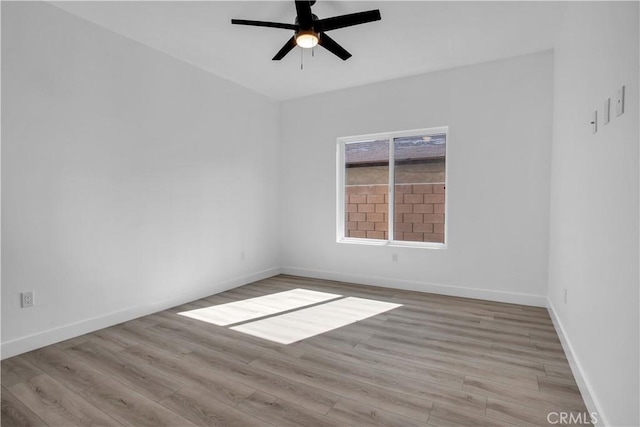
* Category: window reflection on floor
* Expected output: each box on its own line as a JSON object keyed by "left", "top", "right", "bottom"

{"left": 178, "top": 288, "right": 342, "bottom": 326}
{"left": 232, "top": 296, "right": 402, "bottom": 344}
{"left": 179, "top": 288, "right": 402, "bottom": 344}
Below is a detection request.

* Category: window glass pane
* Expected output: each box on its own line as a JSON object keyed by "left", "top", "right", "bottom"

{"left": 394, "top": 133, "right": 446, "bottom": 243}
{"left": 344, "top": 139, "right": 389, "bottom": 240}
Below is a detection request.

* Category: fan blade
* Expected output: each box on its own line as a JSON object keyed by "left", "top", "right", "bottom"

{"left": 272, "top": 36, "right": 298, "bottom": 60}
{"left": 295, "top": 0, "right": 313, "bottom": 29}
{"left": 316, "top": 10, "right": 381, "bottom": 32}
{"left": 319, "top": 33, "right": 351, "bottom": 60}
{"left": 231, "top": 19, "right": 297, "bottom": 30}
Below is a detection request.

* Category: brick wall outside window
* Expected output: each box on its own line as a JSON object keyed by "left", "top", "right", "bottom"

{"left": 345, "top": 183, "right": 445, "bottom": 243}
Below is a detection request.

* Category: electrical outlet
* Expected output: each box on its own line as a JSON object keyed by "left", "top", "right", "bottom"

{"left": 563, "top": 289, "right": 568, "bottom": 304}
{"left": 21, "top": 291, "right": 34, "bottom": 308}
{"left": 616, "top": 85, "right": 625, "bottom": 116}
{"left": 391, "top": 253, "right": 398, "bottom": 263}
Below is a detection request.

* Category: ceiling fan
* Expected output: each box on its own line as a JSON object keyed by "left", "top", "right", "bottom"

{"left": 231, "top": 1, "right": 381, "bottom": 61}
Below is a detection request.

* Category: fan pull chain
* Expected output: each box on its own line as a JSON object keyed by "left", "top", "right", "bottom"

{"left": 300, "top": 48, "right": 303, "bottom": 70}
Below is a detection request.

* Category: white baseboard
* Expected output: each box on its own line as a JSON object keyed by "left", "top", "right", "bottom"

{"left": 281, "top": 266, "right": 547, "bottom": 307}
{"left": 546, "top": 300, "right": 608, "bottom": 427}
{"left": 1, "top": 267, "right": 282, "bottom": 360}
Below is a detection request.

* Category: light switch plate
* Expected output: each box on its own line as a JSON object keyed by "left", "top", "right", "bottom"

{"left": 591, "top": 110, "right": 598, "bottom": 133}
{"left": 616, "top": 85, "right": 625, "bottom": 116}
{"left": 604, "top": 98, "right": 610, "bottom": 124}
{"left": 21, "top": 291, "right": 34, "bottom": 308}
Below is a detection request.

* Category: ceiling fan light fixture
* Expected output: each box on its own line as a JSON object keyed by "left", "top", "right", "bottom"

{"left": 231, "top": 2, "right": 381, "bottom": 61}
{"left": 295, "top": 31, "right": 319, "bottom": 48}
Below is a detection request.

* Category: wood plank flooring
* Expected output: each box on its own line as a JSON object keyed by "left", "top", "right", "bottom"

{"left": 1, "top": 275, "right": 591, "bottom": 426}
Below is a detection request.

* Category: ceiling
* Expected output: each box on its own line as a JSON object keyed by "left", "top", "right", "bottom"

{"left": 51, "top": 1, "right": 566, "bottom": 100}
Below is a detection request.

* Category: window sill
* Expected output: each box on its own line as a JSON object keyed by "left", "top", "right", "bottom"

{"left": 338, "top": 237, "right": 447, "bottom": 250}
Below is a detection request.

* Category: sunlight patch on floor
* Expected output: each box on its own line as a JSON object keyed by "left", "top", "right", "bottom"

{"left": 177, "top": 288, "right": 342, "bottom": 326}
{"left": 231, "top": 297, "right": 402, "bottom": 344}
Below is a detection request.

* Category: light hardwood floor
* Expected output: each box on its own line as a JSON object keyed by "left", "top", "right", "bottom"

{"left": 2, "top": 275, "right": 591, "bottom": 426}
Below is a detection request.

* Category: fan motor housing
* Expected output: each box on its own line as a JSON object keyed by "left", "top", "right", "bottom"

{"left": 295, "top": 14, "right": 319, "bottom": 30}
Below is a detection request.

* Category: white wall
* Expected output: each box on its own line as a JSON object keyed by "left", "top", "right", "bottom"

{"left": 548, "top": 3, "right": 639, "bottom": 426}
{"left": 279, "top": 51, "right": 553, "bottom": 305}
{"left": 1, "top": 2, "right": 281, "bottom": 358}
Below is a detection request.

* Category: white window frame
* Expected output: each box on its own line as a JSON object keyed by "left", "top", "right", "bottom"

{"left": 337, "top": 127, "right": 449, "bottom": 249}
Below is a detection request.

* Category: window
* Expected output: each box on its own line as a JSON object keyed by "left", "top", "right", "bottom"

{"left": 337, "top": 127, "right": 447, "bottom": 247}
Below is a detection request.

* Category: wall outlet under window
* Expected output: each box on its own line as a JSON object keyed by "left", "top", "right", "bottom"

{"left": 21, "top": 291, "right": 34, "bottom": 308}
{"left": 391, "top": 253, "right": 398, "bottom": 263}
{"left": 616, "top": 85, "right": 625, "bottom": 116}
